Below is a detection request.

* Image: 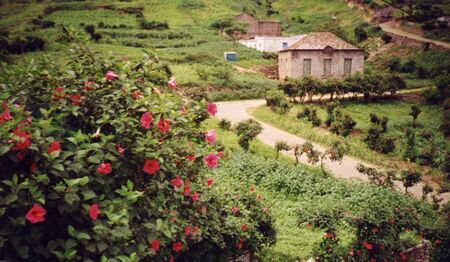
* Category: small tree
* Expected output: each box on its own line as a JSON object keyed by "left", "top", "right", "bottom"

{"left": 364, "top": 114, "right": 395, "bottom": 154}
{"left": 403, "top": 129, "right": 417, "bottom": 162}
{"left": 274, "top": 140, "right": 291, "bottom": 159}
{"left": 224, "top": 23, "right": 247, "bottom": 50}
{"left": 235, "top": 119, "right": 263, "bottom": 151}
{"left": 410, "top": 105, "right": 421, "bottom": 127}
{"left": 218, "top": 119, "right": 232, "bottom": 131}
{"left": 330, "top": 110, "right": 356, "bottom": 137}
{"left": 356, "top": 164, "right": 396, "bottom": 189}
{"left": 325, "top": 103, "right": 336, "bottom": 127}
{"left": 400, "top": 170, "right": 422, "bottom": 193}
{"left": 422, "top": 183, "right": 433, "bottom": 200}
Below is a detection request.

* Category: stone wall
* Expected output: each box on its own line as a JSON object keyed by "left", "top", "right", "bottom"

{"left": 387, "top": 32, "right": 448, "bottom": 51}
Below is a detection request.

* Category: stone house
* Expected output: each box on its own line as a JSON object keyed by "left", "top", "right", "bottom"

{"left": 239, "top": 35, "right": 306, "bottom": 53}
{"left": 278, "top": 32, "right": 364, "bottom": 80}
{"left": 235, "top": 12, "right": 281, "bottom": 39}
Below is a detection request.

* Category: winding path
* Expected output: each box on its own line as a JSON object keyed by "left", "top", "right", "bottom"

{"left": 216, "top": 99, "right": 450, "bottom": 203}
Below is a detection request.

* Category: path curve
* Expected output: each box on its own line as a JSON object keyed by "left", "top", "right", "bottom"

{"left": 216, "top": 99, "right": 450, "bottom": 203}
{"left": 380, "top": 21, "right": 450, "bottom": 49}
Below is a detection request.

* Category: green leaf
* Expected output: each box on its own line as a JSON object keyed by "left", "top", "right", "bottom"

{"left": 64, "top": 192, "right": 80, "bottom": 205}
{"left": 64, "top": 176, "right": 89, "bottom": 187}
{"left": 81, "top": 190, "right": 96, "bottom": 200}
{"left": 52, "top": 163, "right": 65, "bottom": 172}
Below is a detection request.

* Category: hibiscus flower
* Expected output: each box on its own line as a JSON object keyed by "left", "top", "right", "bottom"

{"left": 207, "top": 102, "right": 217, "bottom": 116}
{"left": 171, "top": 176, "right": 182, "bottom": 189}
{"left": 168, "top": 77, "right": 177, "bottom": 89}
{"left": 105, "top": 71, "right": 117, "bottom": 81}
{"left": 151, "top": 239, "right": 160, "bottom": 252}
{"left": 157, "top": 118, "right": 171, "bottom": 133}
{"left": 48, "top": 141, "right": 61, "bottom": 154}
{"left": 205, "top": 129, "right": 216, "bottom": 144}
{"left": 143, "top": 159, "right": 160, "bottom": 175}
{"left": 89, "top": 204, "right": 100, "bottom": 220}
{"left": 172, "top": 242, "right": 183, "bottom": 253}
{"left": 140, "top": 112, "right": 154, "bottom": 129}
{"left": 207, "top": 178, "right": 214, "bottom": 187}
{"left": 97, "top": 163, "right": 112, "bottom": 175}
{"left": 12, "top": 128, "right": 31, "bottom": 151}
{"left": 26, "top": 204, "right": 46, "bottom": 224}
{"left": 191, "top": 192, "right": 199, "bottom": 202}
{"left": 203, "top": 153, "right": 219, "bottom": 168}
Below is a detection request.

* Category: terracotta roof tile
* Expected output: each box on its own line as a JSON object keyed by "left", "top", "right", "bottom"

{"left": 286, "top": 32, "right": 359, "bottom": 50}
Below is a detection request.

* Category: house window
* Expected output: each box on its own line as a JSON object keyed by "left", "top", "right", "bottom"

{"left": 324, "top": 58, "right": 332, "bottom": 76}
{"left": 303, "top": 59, "right": 311, "bottom": 76}
{"left": 344, "top": 58, "right": 352, "bottom": 76}
{"left": 282, "top": 42, "right": 288, "bottom": 49}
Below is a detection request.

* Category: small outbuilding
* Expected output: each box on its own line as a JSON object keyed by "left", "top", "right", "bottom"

{"left": 278, "top": 32, "right": 364, "bottom": 80}
{"left": 235, "top": 12, "right": 281, "bottom": 39}
{"left": 240, "top": 35, "right": 306, "bottom": 53}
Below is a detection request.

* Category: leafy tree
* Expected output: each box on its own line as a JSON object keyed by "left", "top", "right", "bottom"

{"left": 329, "top": 110, "right": 356, "bottom": 137}
{"left": 400, "top": 170, "right": 422, "bottom": 193}
{"left": 224, "top": 23, "right": 247, "bottom": 50}
{"left": 409, "top": 105, "right": 421, "bottom": 127}
{"left": 274, "top": 140, "right": 290, "bottom": 159}
{"left": 364, "top": 114, "right": 395, "bottom": 154}
{"left": 354, "top": 25, "right": 368, "bottom": 42}
{"left": 356, "top": 164, "right": 396, "bottom": 189}
{"left": 403, "top": 129, "right": 417, "bottom": 162}
{"left": 210, "top": 17, "right": 234, "bottom": 34}
{"left": 297, "top": 107, "right": 321, "bottom": 127}
{"left": 325, "top": 103, "right": 337, "bottom": 127}
{"left": 235, "top": 119, "right": 263, "bottom": 151}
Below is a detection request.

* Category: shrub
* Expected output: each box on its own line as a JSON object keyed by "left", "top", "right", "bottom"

{"left": 0, "top": 40, "right": 274, "bottom": 260}
{"left": 364, "top": 114, "right": 395, "bottom": 154}
{"left": 6, "top": 36, "right": 45, "bottom": 54}
{"left": 297, "top": 107, "right": 321, "bottom": 127}
{"left": 274, "top": 140, "right": 290, "bottom": 159}
{"left": 410, "top": 105, "right": 421, "bottom": 127}
{"left": 403, "top": 129, "right": 417, "bottom": 162}
{"left": 265, "top": 89, "right": 289, "bottom": 113}
{"left": 354, "top": 25, "right": 367, "bottom": 42}
{"left": 218, "top": 119, "right": 232, "bottom": 131}
{"left": 139, "top": 20, "right": 169, "bottom": 30}
{"left": 178, "top": 0, "right": 206, "bottom": 9}
{"left": 400, "top": 60, "right": 417, "bottom": 73}
{"left": 234, "top": 119, "right": 263, "bottom": 151}
{"left": 388, "top": 57, "right": 401, "bottom": 72}
{"left": 329, "top": 110, "right": 356, "bottom": 137}
{"left": 325, "top": 103, "right": 336, "bottom": 127}
{"left": 400, "top": 170, "right": 422, "bottom": 193}
{"left": 381, "top": 32, "right": 392, "bottom": 43}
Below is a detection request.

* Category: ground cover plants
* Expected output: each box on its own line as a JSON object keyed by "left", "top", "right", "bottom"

{"left": 0, "top": 38, "right": 276, "bottom": 260}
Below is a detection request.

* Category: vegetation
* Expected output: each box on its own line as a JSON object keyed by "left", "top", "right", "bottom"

{"left": 234, "top": 119, "right": 263, "bottom": 151}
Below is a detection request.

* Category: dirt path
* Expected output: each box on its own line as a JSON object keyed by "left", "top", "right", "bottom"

{"left": 380, "top": 21, "right": 450, "bottom": 49}
{"left": 216, "top": 99, "right": 450, "bottom": 203}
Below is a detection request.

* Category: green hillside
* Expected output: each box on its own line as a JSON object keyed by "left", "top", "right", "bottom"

{"left": 0, "top": 0, "right": 365, "bottom": 100}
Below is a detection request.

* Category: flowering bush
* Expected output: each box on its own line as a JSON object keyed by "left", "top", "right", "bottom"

{"left": 0, "top": 42, "right": 274, "bottom": 260}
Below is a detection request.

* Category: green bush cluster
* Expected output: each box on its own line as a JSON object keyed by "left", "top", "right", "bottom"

{"left": 217, "top": 152, "right": 447, "bottom": 262}
{"left": 0, "top": 41, "right": 275, "bottom": 260}
{"left": 364, "top": 114, "right": 395, "bottom": 154}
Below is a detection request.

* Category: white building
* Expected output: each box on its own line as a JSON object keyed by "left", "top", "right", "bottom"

{"left": 240, "top": 35, "right": 306, "bottom": 53}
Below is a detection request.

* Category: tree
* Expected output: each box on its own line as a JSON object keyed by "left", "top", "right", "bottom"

{"left": 210, "top": 17, "right": 234, "bottom": 34}
{"left": 400, "top": 170, "right": 422, "bottom": 193}
{"left": 235, "top": 119, "right": 263, "bottom": 151}
{"left": 274, "top": 140, "right": 291, "bottom": 159}
{"left": 356, "top": 164, "right": 396, "bottom": 189}
{"left": 409, "top": 105, "right": 421, "bottom": 127}
{"left": 354, "top": 25, "right": 368, "bottom": 42}
{"left": 224, "top": 23, "right": 247, "bottom": 50}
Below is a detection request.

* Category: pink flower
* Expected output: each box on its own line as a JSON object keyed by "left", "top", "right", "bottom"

{"left": 48, "top": 141, "right": 61, "bottom": 154}
{"left": 157, "top": 119, "right": 171, "bottom": 133}
{"left": 172, "top": 242, "right": 183, "bottom": 252}
{"left": 203, "top": 153, "right": 219, "bottom": 168}
{"left": 183, "top": 181, "right": 191, "bottom": 196}
{"left": 231, "top": 206, "right": 238, "bottom": 215}
{"left": 186, "top": 155, "right": 195, "bottom": 162}
{"left": 151, "top": 239, "right": 160, "bottom": 252}
{"left": 89, "top": 204, "right": 100, "bottom": 220}
{"left": 205, "top": 129, "right": 216, "bottom": 145}
{"left": 191, "top": 192, "right": 199, "bottom": 202}
{"left": 30, "top": 163, "right": 39, "bottom": 173}
{"left": 184, "top": 225, "right": 191, "bottom": 236}
{"left": 168, "top": 77, "right": 177, "bottom": 89}
{"left": 70, "top": 94, "right": 82, "bottom": 106}
{"left": 116, "top": 144, "right": 125, "bottom": 156}
{"left": 241, "top": 224, "right": 248, "bottom": 232}
{"left": 207, "top": 178, "right": 214, "bottom": 187}
{"left": 26, "top": 204, "right": 46, "bottom": 224}
{"left": 97, "top": 163, "right": 112, "bottom": 175}
{"left": 207, "top": 102, "right": 217, "bottom": 116}
{"left": 171, "top": 175, "right": 182, "bottom": 189}
{"left": 105, "top": 71, "right": 117, "bottom": 81}
{"left": 140, "top": 112, "right": 154, "bottom": 129}
{"left": 143, "top": 160, "right": 160, "bottom": 175}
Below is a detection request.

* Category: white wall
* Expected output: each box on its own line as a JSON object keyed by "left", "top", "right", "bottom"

{"left": 240, "top": 35, "right": 305, "bottom": 53}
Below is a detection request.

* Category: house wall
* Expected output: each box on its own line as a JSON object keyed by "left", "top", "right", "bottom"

{"left": 235, "top": 13, "right": 281, "bottom": 39}
{"left": 278, "top": 51, "right": 292, "bottom": 80}
{"left": 278, "top": 49, "right": 364, "bottom": 79}
{"left": 240, "top": 35, "right": 304, "bottom": 52}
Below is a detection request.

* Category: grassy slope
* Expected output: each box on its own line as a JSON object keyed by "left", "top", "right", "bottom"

{"left": 250, "top": 99, "right": 449, "bottom": 187}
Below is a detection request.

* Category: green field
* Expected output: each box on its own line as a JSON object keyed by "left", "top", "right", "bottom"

{"left": 251, "top": 99, "right": 449, "bottom": 187}
{"left": 0, "top": 0, "right": 367, "bottom": 100}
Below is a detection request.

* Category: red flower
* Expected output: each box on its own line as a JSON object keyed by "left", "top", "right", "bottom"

{"left": 389, "top": 218, "right": 395, "bottom": 224}
{"left": 157, "top": 118, "right": 171, "bottom": 133}
{"left": 191, "top": 192, "right": 199, "bottom": 202}
{"left": 168, "top": 77, "right": 177, "bottom": 89}
{"left": 400, "top": 252, "right": 407, "bottom": 261}
{"left": 140, "top": 112, "right": 154, "bottom": 129}
{"left": 363, "top": 241, "right": 373, "bottom": 250}
{"left": 83, "top": 81, "right": 94, "bottom": 92}
{"left": 12, "top": 128, "right": 31, "bottom": 151}
{"left": 116, "top": 144, "right": 125, "bottom": 156}
{"left": 217, "top": 151, "right": 224, "bottom": 158}
{"left": 0, "top": 101, "right": 13, "bottom": 124}
{"left": 207, "top": 178, "right": 214, "bottom": 187}
{"left": 231, "top": 206, "right": 238, "bottom": 215}
{"left": 48, "top": 141, "right": 61, "bottom": 154}
{"left": 171, "top": 176, "right": 182, "bottom": 189}
{"left": 186, "top": 155, "right": 195, "bottom": 162}
{"left": 192, "top": 226, "right": 199, "bottom": 235}
{"left": 55, "top": 86, "right": 64, "bottom": 93}
{"left": 97, "top": 163, "right": 112, "bottom": 175}
{"left": 70, "top": 94, "right": 82, "bottom": 106}
{"left": 89, "top": 204, "right": 100, "bottom": 220}
{"left": 183, "top": 181, "right": 191, "bottom": 196}
{"left": 151, "top": 239, "right": 160, "bottom": 252}
{"left": 249, "top": 186, "right": 255, "bottom": 193}
{"left": 207, "top": 102, "right": 217, "bottom": 116}
{"left": 236, "top": 241, "right": 243, "bottom": 250}
{"left": 184, "top": 225, "right": 191, "bottom": 236}
{"left": 52, "top": 87, "right": 64, "bottom": 101}
{"left": 203, "top": 153, "right": 219, "bottom": 168}
{"left": 370, "top": 259, "right": 376, "bottom": 262}
{"left": 205, "top": 129, "right": 216, "bottom": 144}
{"left": 26, "top": 204, "right": 46, "bottom": 224}
{"left": 372, "top": 227, "right": 380, "bottom": 233}
{"left": 105, "top": 71, "right": 117, "bottom": 81}
{"left": 241, "top": 224, "right": 248, "bottom": 232}
{"left": 168, "top": 255, "right": 174, "bottom": 262}
{"left": 325, "top": 231, "right": 334, "bottom": 238}
{"left": 30, "top": 163, "right": 39, "bottom": 173}
{"left": 143, "top": 159, "right": 160, "bottom": 175}
{"left": 131, "top": 91, "right": 143, "bottom": 100}
{"left": 435, "top": 239, "right": 442, "bottom": 246}
{"left": 172, "top": 242, "right": 183, "bottom": 252}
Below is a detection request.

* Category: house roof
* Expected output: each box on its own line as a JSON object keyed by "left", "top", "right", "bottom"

{"left": 282, "top": 32, "right": 360, "bottom": 51}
